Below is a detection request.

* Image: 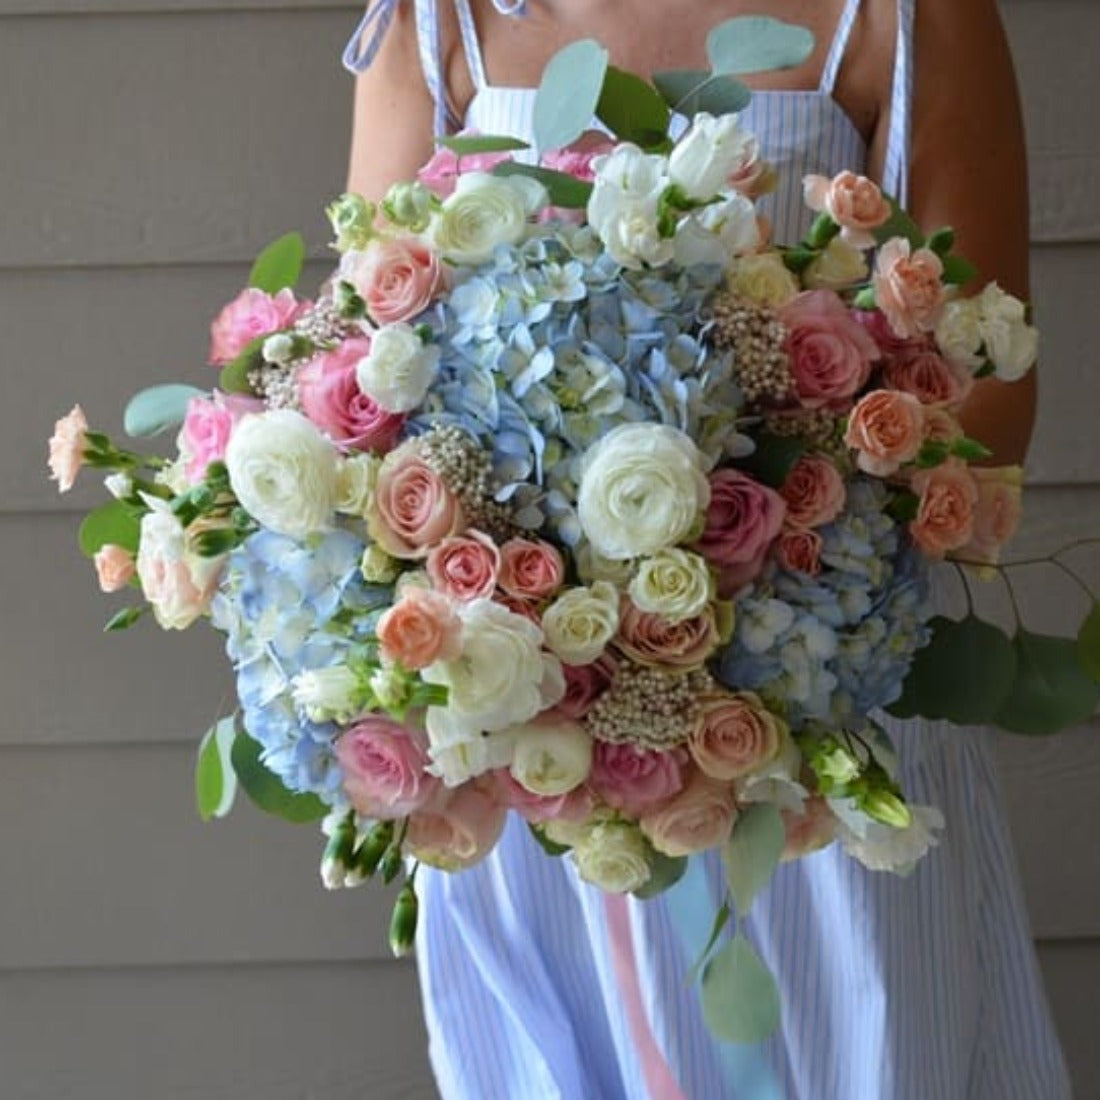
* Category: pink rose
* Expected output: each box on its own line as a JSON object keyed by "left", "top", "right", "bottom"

{"left": 208, "top": 287, "right": 302, "bottom": 366}
{"left": 779, "top": 290, "right": 878, "bottom": 410}
{"left": 336, "top": 716, "right": 439, "bottom": 819}
{"left": 493, "top": 592, "right": 544, "bottom": 625}
{"left": 872, "top": 238, "right": 946, "bottom": 340}
{"left": 640, "top": 771, "right": 738, "bottom": 857}
{"left": 47, "top": 404, "right": 88, "bottom": 493}
{"left": 616, "top": 601, "right": 721, "bottom": 669}
{"left": 883, "top": 347, "right": 973, "bottom": 408}
{"left": 426, "top": 530, "right": 500, "bottom": 601}
{"left": 93, "top": 544, "right": 135, "bottom": 593}
{"left": 774, "top": 527, "right": 823, "bottom": 575}
{"left": 955, "top": 465, "right": 1024, "bottom": 566}
{"left": 376, "top": 586, "right": 462, "bottom": 670}
{"left": 909, "top": 460, "right": 979, "bottom": 558}
{"left": 541, "top": 131, "right": 615, "bottom": 182}
{"left": 781, "top": 796, "right": 837, "bottom": 861}
{"left": 179, "top": 391, "right": 263, "bottom": 483}
{"left": 417, "top": 139, "right": 513, "bottom": 199}
{"left": 341, "top": 237, "right": 445, "bottom": 326}
{"left": 557, "top": 655, "right": 616, "bottom": 720}
{"left": 853, "top": 309, "right": 929, "bottom": 357}
{"left": 499, "top": 537, "right": 565, "bottom": 600}
{"left": 369, "top": 440, "right": 466, "bottom": 558}
{"left": 135, "top": 510, "right": 224, "bottom": 630}
{"left": 406, "top": 781, "right": 507, "bottom": 871}
{"left": 297, "top": 337, "right": 405, "bottom": 453}
{"left": 803, "top": 171, "right": 891, "bottom": 249}
{"left": 693, "top": 468, "right": 786, "bottom": 594}
{"left": 491, "top": 769, "right": 596, "bottom": 824}
{"left": 779, "top": 454, "right": 846, "bottom": 528}
{"left": 690, "top": 692, "right": 785, "bottom": 781}
{"left": 590, "top": 742, "right": 688, "bottom": 817}
{"left": 844, "top": 390, "right": 926, "bottom": 476}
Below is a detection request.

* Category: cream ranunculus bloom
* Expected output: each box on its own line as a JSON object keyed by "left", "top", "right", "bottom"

{"left": 628, "top": 548, "right": 715, "bottom": 622}
{"left": 934, "top": 298, "right": 985, "bottom": 369}
{"left": 727, "top": 250, "right": 800, "bottom": 307}
{"left": 509, "top": 714, "right": 594, "bottom": 796}
{"left": 541, "top": 581, "right": 621, "bottom": 665}
{"left": 431, "top": 172, "right": 543, "bottom": 264}
{"left": 572, "top": 821, "right": 652, "bottom": 893}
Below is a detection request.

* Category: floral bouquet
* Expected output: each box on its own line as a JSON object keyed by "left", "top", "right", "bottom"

{"left": 48, "top": 19, "right": 1100, "bottom": 1043}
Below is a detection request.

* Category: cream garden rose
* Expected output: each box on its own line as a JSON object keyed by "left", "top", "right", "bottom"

{"left": 541, "top": 581, "right": 620, "bottom": 665}
{"left": 803, "top": 237, "right": 869, "bottom": 290}
{"left": 572, "top": 821, "right": 652, "bottom": 893}
{"left": 628, "top": 548, "right": 715, "bottom": 622}
{"left": 509, "top": 713, "right": 593, "bottom": 797}
{"left": 727, "top": 251, "right": 799, "bottom": 307}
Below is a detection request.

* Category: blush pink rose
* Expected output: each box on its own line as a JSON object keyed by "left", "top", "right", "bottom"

{"left": 803, "top": 171, "right": 891, "bottom": 249}
{"left": 47, "top": 404, "right": 89, "bottom": 493}
{"left": 726, "top": 136, "right": 774, "bottom": 200}
{"left": 689, "top": 691, "right": 785, "bottom": 781}
{"left": 779, "top": 454, "right": 846, "bottom": 528}
{"left": 774, "top": 527, "right": 823, "bottom": 575}
{"left": 541, "top": 131, "right": 615, "bottom": 181}
{"left": 692, "top": 468, "right": 787, "bottom": 595}
{"left": 557, "top": 655, "right": 617, "bottom": 719}
{"left": 297, "top": 337, "right": 405, "bottom": 453}
{"left": 909, "top": 460, "right": 979, "bottom": 558}
{"left": 208, "top": 287, "right": 303, "bottom": 366}
{"left": 135, "top": 512, "right": 224, "bottom": 631}
{"left": 342, "top": 237, "right": 445, "bottom": 326}
{"left": 956, "top": 465, "right": 1024, "bottom": 566}
{"left": 780, "top": 796, "right": 837, "bottom": 861}
{"left": 491, "top": 769, "right": 596, "bottom": 824}
{"left": 426, "top": 530, "right": 500, "bottom": 601}
{"left": 779, "top": 290, "right": 878, "bottom": 409}
{"left": 369, "top": 440, "right": 466, "bottom": 558}
{"left": 590, "top": 742, "right": 688, "bottom": 817}
{"left": 640, "top": 771, "right": 738, "bottom": 857}
{"left": 853, "top": 308, "right": 929, "bottom": 357}
{"left": 616, "top": 601, "right": 721, "bottom": 669}
{"left": 179, "top": 391, "right": 263, "bottom": 483}
{"left": 872, "top": 238, "right": 946, "bottom": 340}
{"left": 499, "top": 537, "right": 566, "bottom": 600}
{"left": 406, "top": 781, "right": 507, "bottom": 871}
{"left": 417, "top": 140, "right": 513, "bottom": 199}
{"left": 336, "top": 716, "right": 439, "bottom": 819}
{"left": 376, "top": 586, "right": 462, "bottom": 670}
{"left": 844, "top": 390, "right": 926, "bottom": 476}
{"left": 93, "top": 544, "right": 135, "bottom": 593}
{"left": 883, "top": 347, "right": 974, "bottom": 408}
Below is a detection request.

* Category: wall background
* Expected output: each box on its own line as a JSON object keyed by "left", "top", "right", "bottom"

{"left": 1, "top": 2, "right": 1097, "bottom": 1097}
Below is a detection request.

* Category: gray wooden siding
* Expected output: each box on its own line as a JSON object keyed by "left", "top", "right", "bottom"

{"left": 2, "top": 2, "right": 1097, "bottom": 1097}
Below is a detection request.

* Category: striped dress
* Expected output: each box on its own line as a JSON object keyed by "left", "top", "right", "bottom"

{"left": 345, "top": 3, "right": 1072, "bottom": 1096}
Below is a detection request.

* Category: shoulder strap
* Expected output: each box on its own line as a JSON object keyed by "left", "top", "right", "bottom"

{"left": 882, "top": 0, "right": 916, "bottom": 203}
{"left": 819, "top": 0, "right": 863, "bottom": 95}
{"left": 453, "top": 0, "right": 488, "bottom": 90}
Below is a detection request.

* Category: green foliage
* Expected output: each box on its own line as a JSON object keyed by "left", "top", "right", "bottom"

{"left": 722, "top": 803, "right": 785, "bottom": 917}
{"left": 706, "top": 16, "right": 815, "bottom": 75}
{"left": 1077, "top": 603, "right": 1100, "bottom": 682}
{"left": 701, "top": 934, "right": 782, "bottom": 1043}
{"left": 873, "top": 198, "right": 925, "bottom": 249}
{"left": 527, "top": 823, "right": 570, "bottom": 857}
{"left": 123, "top": 384, "right": 206, "bottom": 439}
{"left": 736, "top": 433, "right": 806, "bottom": 489}
{"left": 533, "top": 39, "right": 609, "bottom": 152}
{"left": 941, "top": 253, "right": 978, "bottom": 287}
{"left": 596, "top": 66, "right": 671, "bottom": 149}
{"left": 195, "top": 717, "right": 238, "bottom": 822}
{"left": 103, "top": 606, "right": 144, "bottom": 633}
{"left": 686, "top": 901, "right": 732, "bottom": 985}
{"left": 217, "top": 337, "right": 265, "bottom": 395}
{"left": 926, "top": 227, "right": 955, "bottom": 256}
{"left": 248, "top": 231, "right": 305, "bottom": 294}
{"left": 230, "top": 729, "right": 328, "bottom": 823}
{"left": 632, "top": 851, "right": 688, "bottom": 899}
{"left": 995, "top": 630, "right": 1100, "bottom": 735}
{"left": 493, "top": 162, "right": 593, "bottom": 209}
{"left": 651, "top": 70, "right": 752, "bottom": 117}
{"left": 78, "top": 498, "right": 141, "bottom": 557}
{"left": 437, "top": 134, "right": 530, "bottom": 155}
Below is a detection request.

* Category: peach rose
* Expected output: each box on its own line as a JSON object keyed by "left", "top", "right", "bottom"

{"left": 844, "top": 390, "right": 926, "bottom": 476}
{"left": 426, "top": 530, "right": 500, "bottom": 602}
{"left": 47, "top": 405, "right": 89, "bottom": 493}
{"left": 342, "top": 237, "right": 445, "bottom": 326}
{"left": 616, "top": 600, "right": 721, "bottom": 669}
{"left": 780, "top": 796, "right": 837, "bottom": 861}
{"left": 499, "top": 537, "right": 565, "bottom": 600}
{"left": 779, "top": 291, "right": 878, "bottom": 410}
{"left": 406, "top": 781, "right": 507, "bottom": 871}
{"left": 872, "top": 238, "right": 946, "bottom": 339}
{"left": 689, "top": 691, "right": 786, "bottom": 781}
{"left": 779, "top": 454, "right": 846, "bottom": 528}
{"left": 590, "top": 742, "right": 688, "bottom": 817}
{"left": 640, "top": 771, "right": 738, "bottom": 857}
{"left": 909, "top": 460, "right": 979, "bottom": 558}
{"left": 883, "top": 347, "right": 973, "bottom": 408}
{"left": 923, "top": 407, "right": 965, "bottom": 445}
{"left": 955, "top": 465, "right": 1024, "bottom": 566}
{"left": 774, "top": 527, "right": 823, "bottom": 576}
{"left": 94, "top": 544, "right": 135, "bottom": 593}
{"left": 336, "top": 716, "right": 439, "bottom": 819}
{"left": 369, "top": 440, "right": 465, "bottom": 558}
{"left": 377, "top": 586, "right": 462, "bottom": 670}
{"left": 803, "top": 171, "right": 891, "bottom": 249}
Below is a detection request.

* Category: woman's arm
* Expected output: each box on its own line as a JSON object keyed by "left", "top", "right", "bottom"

{"left": 881, "top": 0, "right": 1036, "bottom": 464}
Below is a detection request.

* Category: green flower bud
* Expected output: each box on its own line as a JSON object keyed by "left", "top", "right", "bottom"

{"left": 806, "top": 212, "right": 841, "bottom": 250}
{"left": 351, "top": 820, "right": 394, "bottom": 879}
{"left": 326, "top": 193, "right": 376, "bottom": 252}
{"left": 320, "top": 815, "right": 357, "bottom": 889}
{"left": 810, "top": 737, "right": 862, "bottom": 789}
{"left": 861, "top": 789, "right": 913, "bottom": 830}
{"left": 381, "top": 181, "right": 435, "bottom": 233}
{"left": 380, "top": 845, "right": 404, "bottom": 885}
{"left": 388, "top": 883, "right": 419, "bottom": 958}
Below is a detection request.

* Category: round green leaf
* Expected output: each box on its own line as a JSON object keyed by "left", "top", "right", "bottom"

{"left": 1077, "top": 602, "right": 1100, "bottom": 682}
{"left": 248, "top": 231, "right": 305, "bottom": 295}
{"left": 701, "top": 934, "right": 781, "bottom": 1044}
{"left": 996, "top": 630, "right": 1100, "bottom": 735}
{"left": 196, "top": 717, "right": 238, "bottom": 822}
{"left": 230, "top": 730, "right": 328, "bottom": 824}
{"left": 533, "top": 39, "right": 609, "bottom": 152}
{"left": 706, "top": 17, "right": 815, "bottom": 76}
{"left": 78, "top": 499, "right": 141, "bottom": 557}
{"left": 722, "top": 802, "right": 784, "bottom": 917}
{"left": 652, "top": 70, "right": 752, "bottom": 117}
{"left": 596, "top": 66, "right": 670, "bottom": 148}
{"left": 123, "top": 384, "right": 205, "bottom": 438}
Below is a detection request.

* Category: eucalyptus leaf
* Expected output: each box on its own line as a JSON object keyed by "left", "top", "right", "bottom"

{"left": 230, "top": 730, "right": 328, "bottom": 824}
{"left": 701, "top": 934, "right": 782, "bottom": 1043}
{"left": 652, "top": 70, "right": 752, "bottom": 117}
{"left": 438, "top": 134, "right": 530, "bottom": 155}
{"left": 707, "top": 17, "right": 815, "bottom": 76}
{"left": 736, "top": 433, "right": 806, "bottom": 488}
{"left": 195, "top": 717, "right": 238, "bottom": 822}
{"left": 123, "top": 384, "right": 205, "bottom": 438}
{"left": 492, "top": 162, "right": 593, "bottom": 209}
{"left": 722, "top": 803, "right": 785, "bottom": 917}
{"left": 1077, "top": 603, "right": 1100, "bottom": 682}
{"left": 248, "top": 231, "right": 305, "bottom": 295}
{"left": 996, "top": 630, "right": 1100, "bottom": 735}
{"left": 596, "top": 66, "right": 670, "bottom": 148}
{"left": 633, "top": 851, "right": 688, "bottom": 900}
{"left": 78, "top": 499, "right": 141, "bottom": 558}
{"left": 533, "top": 39, "right": 609, "bottom": 152}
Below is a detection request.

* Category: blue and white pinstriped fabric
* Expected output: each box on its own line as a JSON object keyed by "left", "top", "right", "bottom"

{"left": 345, "top": 2, "right": 1071, "bottom": 1096}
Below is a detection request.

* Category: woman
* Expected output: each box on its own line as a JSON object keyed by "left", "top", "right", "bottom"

{"left": 344, "top": 2, "right": 1070, "bottom": 1097}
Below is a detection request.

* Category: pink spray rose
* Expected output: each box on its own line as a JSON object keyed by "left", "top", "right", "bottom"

{"left": 844, "top": 389, "right": 926, "bottom": 476}
{"left": 426, "top": 530, "right": 501, "bottom": 601}
{"left": 376, "top": 586, "right": 462, "bottom": 670}
{"left": 47, "top": 404, "right": 89, "bottom": 493}
{"left": 417, "top": 139, "right": 514, "bottom": 198}
{"left": 689, "top": 692, "right": 786, "bottom": 781}
{"left": 853, "top": 308, "right": 929, "bottom": 357}
{"left": 616, "top": 601, "right": 721, "bottom": 669}
{"left": 956, "top": 465, "right": 1024, "bottom": 566}
{"left": 779, "top": 454, "right": 846, "bottom": 528}
{"left": 491, "top": 769, "right": 596, "bottom": 824}
{"left": 872, "top": 238, "right": 946, "bottom": 340}
{"left": 498, "top": 537, "right": 566, "bottom": 600}
{"left": 774, "top": 527, "right": 824, "bottom": 576}
{"left": 406, "top": 781, "right": 507, "bottom": 871}
{"left": 93, "top": 544, "right": 135, "bottom": 593}
{"left": 909, "top": 460, "right": 979, "bottom": 558}
{"left": 590, "top": 742, "right": 688, "bottom": 817}
{"left": 208, "top": 287, "right": 303, "bottom": 366}
{"left": 640, "top": 771, "right": 738, "bottom": 857}
{"left": 336, "top": 716, "right": 439, "bottom": 819}
{"left": 779, "top": 290, "right": 878, "bottom": 409}
{"left": 556, "top": 655, "right": 617, "bottom": 720}
{"left": 297, "top": 336, "right": 405, "bottom": 453}
{"left": 803, "top": 171, "right": 891, "bottom": 249}
{"left": 179, "top": 391, "right": 263, "bottom": 483}
{"left": 883, "top": 346, "right": 974, "bottom": 408}
{"left": 541, "top": 130, "right": 615, "bottom": 181}
{"left": 341, "top": 237, "right": 445, "bottom": 326}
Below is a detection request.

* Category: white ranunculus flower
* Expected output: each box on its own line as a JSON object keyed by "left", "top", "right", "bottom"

{"left": 934, "top": 298, "right": 984, "bottom": 369}
{"left": 225, "top": 409, "right": 337, "bottom": 538}
{"left": 335, "top": 452, "right": 380, "bottom": 516}
{"left": 541, "top": 581, "right": 621, "bottom": 666}
{"left": 355, "top": 322, "right": 440, "bottom": 413}
{"left": 977, "top": 283, "right": 1038, "bottom": 382}
{"left": 629, "top": 548, "right": 715, "bottom": 622}
{"left": 672, "top": 193, "right": 760, "bottom": 267}
{"left": 669, "top": 112, "right": 757, "bottom": 200}
{"left": 803, "top": 237, "right": 870, "bottom": 290}
{"left": 509, "top": 715, "right": 593, "bottom": 796}
{"left": 572, "top": 821, "right": 652, "bottom": 893}
{"left": 577, "top": 423, "right": 710, "bottom": 560}
{"left": 430, "top": 172, "right": 538, "bottom": 264}
{"left": 727, "top": 250, "right": 800, "bottom": 306}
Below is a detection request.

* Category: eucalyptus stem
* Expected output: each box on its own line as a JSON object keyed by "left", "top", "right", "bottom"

{"left": 950, "top": 560, "right": 976, "bottom": 617}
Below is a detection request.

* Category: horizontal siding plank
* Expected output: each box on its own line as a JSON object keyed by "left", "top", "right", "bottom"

{"left": 1036, "top": 939, "right": 1100, "bottom": 1097}
{"left": 0, "top": 961, "right": 436, "bottom": 1100}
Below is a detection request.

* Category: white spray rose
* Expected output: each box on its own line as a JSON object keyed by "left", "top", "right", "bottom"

{"left": 935, "top": 298, "right": 985, "bottom": 369}
{"left": 355, "top": 322, "right": 440, "bottom": 413}
{"left": 431, "top": 172, "right": 543, "bottom": 264}
{"left": 629, "top": 548, "right": 715, "bottom": 622}
{"left": 577, "top": 423, "right": 710, "bottom": 559}
{"left": 572, "top": 821, "right": 652, "bottom": 893}
{"left": 541, "top": 581, "right": 621, "bottom": 666}
{"left": 803, "top": 237, "right": 870, "bottom": 291}
{"left": 509, "top": 715, "right": 593, "bottom": 796}
{"left": 976, "top": 283, "right": 1038, "bottom": 382}
{"left": 225, "top": 410, "right": 337, "bottom": 538}
{"left": 669, "top": 112, "right": 758, "bottom": 200}
{"left": 135, "top": 506, "right": 224, "bottom": 630}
